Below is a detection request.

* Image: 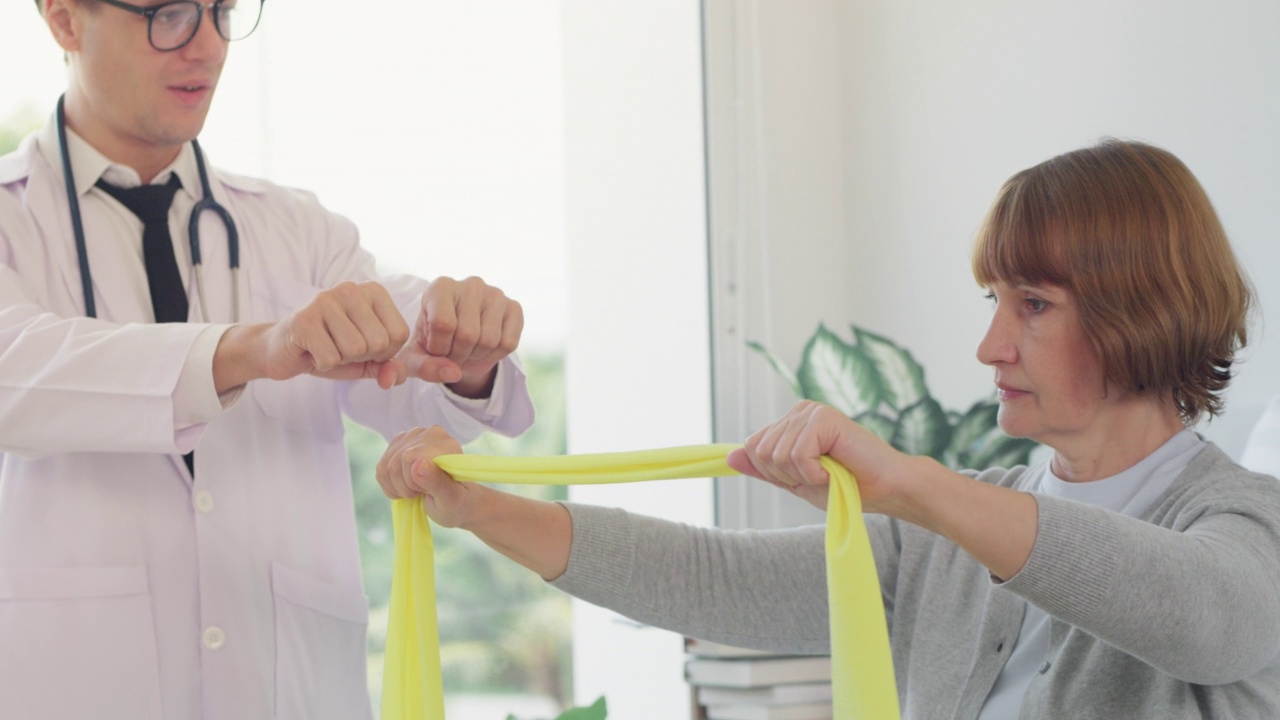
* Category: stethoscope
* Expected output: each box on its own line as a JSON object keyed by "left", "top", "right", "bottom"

{"left": 56, "top": 94, "right": 241, "bottom": 322}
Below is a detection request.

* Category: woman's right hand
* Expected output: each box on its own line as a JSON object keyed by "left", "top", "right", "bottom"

{"left": 376, "top": 425, "right": 575, "bottom": 580}
{"left": 376, "top": 425, "right": 476, "bottom": 528}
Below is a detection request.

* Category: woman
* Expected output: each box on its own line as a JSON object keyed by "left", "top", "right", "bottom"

{"left": 377, "top": 140, "right": 1280, "bottom": 718}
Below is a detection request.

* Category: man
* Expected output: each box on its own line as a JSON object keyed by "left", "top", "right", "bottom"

{"left": 0, "top": 1, "right": 535, "bottom": 718}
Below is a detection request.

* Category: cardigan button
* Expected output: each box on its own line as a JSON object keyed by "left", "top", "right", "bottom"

{"left": 995, "top": 642, "right": 1004, "bottom": 653}
{"left": 1038, "top": 660, "right": 1051, "bottom": 674}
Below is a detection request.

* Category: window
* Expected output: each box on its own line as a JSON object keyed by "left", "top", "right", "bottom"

{"left": 2, "top": 2, "right": 714, "bottom": 717}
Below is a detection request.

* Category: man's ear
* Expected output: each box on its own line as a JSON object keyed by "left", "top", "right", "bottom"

{"left": 44, "top": 0, "right": 83, "bottom": 53}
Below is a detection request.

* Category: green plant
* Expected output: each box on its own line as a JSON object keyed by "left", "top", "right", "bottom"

{"left": 1, "top": 105, "right": 42, "bottom": 156}
{"left": 507, "top": 695, "right": 606, "bottom": 720}
{"left": 750, "top": 323, "right": 1037, "bottom": 469}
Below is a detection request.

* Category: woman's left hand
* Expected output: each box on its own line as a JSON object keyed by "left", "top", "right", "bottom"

{"left": 726, "top": 400, "right": 914, "bottom": 513}
{"left": 730, "top": 400, "right": 1039, "bottom": 580}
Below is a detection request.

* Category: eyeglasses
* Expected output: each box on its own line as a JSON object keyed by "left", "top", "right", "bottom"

{"left": 93, "top": 0, "right": 265, "bottom": 52}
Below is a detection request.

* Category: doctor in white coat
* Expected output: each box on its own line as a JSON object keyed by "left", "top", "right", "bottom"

{"left": 0, "top": 1, "right": 535, "bottom": 718}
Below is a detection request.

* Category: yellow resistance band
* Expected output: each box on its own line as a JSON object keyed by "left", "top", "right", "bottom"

{"left": 380, "top": 444, "right": 900, "bottom": 720}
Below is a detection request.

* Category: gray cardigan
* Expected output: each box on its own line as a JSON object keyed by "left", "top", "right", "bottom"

{"left": 551, "top": 444, "right": 1280, "bottom": 719}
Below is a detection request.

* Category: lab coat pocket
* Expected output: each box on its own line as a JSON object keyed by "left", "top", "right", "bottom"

{"left": 0, "top": 565, "right": 162, "bottom": 720}
{"left": 249, "top": 277, "right": 345, "bottom": 442}
{"left": 271, "top": 562, "right": 373, "bottom": 720}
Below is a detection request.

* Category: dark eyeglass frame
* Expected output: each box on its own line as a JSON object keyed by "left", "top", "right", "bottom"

{"left": 93, "top": 0, "right": 265, "bottom": 52}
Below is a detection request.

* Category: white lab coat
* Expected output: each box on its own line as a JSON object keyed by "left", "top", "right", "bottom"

{"left": 0, "top": 120, "right": 534, "bottom": 720}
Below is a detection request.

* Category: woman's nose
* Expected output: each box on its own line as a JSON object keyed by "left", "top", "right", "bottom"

{"left": 976, "top": 310, "right": 1017, "bottom": 367}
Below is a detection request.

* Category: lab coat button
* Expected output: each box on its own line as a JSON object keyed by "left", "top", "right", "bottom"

{"left": 1038, "top": 661, "right": 1051, "bottom": 674}
{"left": 202, "top": 626, "right": 226, "bottom": 650}
{"left": 194, "top": 490, "right": 214, "bottom": 514}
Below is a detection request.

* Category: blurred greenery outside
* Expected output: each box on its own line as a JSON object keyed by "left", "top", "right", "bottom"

{"left": 350, "top": 352, "right": 572, "bottom": 711}
{"left": 2, "top": 119, "right": 574, "bottom": 712}
{"left": 1, "top": 108, "right": 39, "bottom": 155}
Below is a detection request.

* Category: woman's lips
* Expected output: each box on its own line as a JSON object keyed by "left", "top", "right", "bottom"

{"left": 996, "top": 384, "right": 1029, "bottom": 401}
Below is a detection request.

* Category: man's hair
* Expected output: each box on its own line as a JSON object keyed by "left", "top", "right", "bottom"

{"left": 971, "top": 139, "right": 1255, "bottom": 424}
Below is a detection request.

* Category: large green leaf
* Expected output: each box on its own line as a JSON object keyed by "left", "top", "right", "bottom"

{"left": 890, "top": 397, "right": 952, "bottom": 459}
{"left": 946, "top": 400, "right": 999, "bottom": 463}
{"left": 746, "top": 340, "right": 803, "bottom": 397}
{"left": 973, "top": 435, "right": 1039, "bottom": 469}
{"left": 853, "top": 327, "right": 927, "bottom": 412}
{"left": 796, "top": 324, "right": 881, "bottom": 418}
{"left": 854, "top": 411, "right": 898, "bottom": 444}
{"left": 960, "top": 424, "right": 1039, "bottom": 470}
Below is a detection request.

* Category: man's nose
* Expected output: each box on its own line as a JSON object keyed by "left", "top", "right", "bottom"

{"left": 180, "top": 4, "right": 228, "bottom": 62}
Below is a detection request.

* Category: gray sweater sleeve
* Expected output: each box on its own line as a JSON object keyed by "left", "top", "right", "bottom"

{"left": 550, "top": 503, "right": 833, "bottom": 654}
{"left": 1002, "top": 445, "right": 1280, "bottom": 684}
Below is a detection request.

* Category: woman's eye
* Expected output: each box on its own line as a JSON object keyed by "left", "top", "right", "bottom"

{"left": 983, "top": 292, "right": 997, "bottom": 305}
{"left": 1024, "top": 297, "right": 1048, "bottom": 313}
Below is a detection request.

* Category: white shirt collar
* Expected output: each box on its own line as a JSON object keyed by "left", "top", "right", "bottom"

{"left": 36, "top": 113, "right": 202, "bottom": 202}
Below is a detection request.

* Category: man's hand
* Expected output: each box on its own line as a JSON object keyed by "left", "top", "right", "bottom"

{"left": 214, "top": 281, "right": 411, "bottom": 392}
{"left": 397, "top": 276, "right": 523, "bottom": 398}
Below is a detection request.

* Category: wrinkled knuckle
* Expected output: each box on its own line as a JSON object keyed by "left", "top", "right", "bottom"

{"left": 790, "top": 446, "right": 807, "bottom": 466}
{"left": 339, "top": 336, "right": 369, "bottom": 359}
{"left": 452, "top": 326, "right": 479, "bottom": 348}
{"left": 770, "top": 447, "right": 789, "bottom": 467}
{"left": 365, "top": 329, "right": 391, "bottom": 354}
{"left": 332, "top": 281, "right": 361, "bottom": 299}
{"left": 429, "top": 316, "right": 459, "bottom": 336}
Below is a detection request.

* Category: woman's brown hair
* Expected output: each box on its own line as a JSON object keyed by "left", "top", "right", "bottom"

{"left": 971, "top": 139, "right": 1255, "bottom": 424}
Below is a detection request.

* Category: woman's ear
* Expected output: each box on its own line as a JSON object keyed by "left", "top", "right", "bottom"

{"left": 44, "top": 0, "right": 84, "bottom": 53}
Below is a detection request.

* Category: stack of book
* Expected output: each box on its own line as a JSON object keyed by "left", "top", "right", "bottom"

{"left": 684, "top": 638, "right": 833, "bottom": 720}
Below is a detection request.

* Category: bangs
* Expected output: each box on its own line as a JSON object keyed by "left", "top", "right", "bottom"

{"left": 971, "top": 171, "right": 1071, "bottom": 289}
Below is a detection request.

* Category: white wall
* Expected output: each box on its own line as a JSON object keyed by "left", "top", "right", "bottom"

{"left": 708, "top": 0, "right": 1280, "bottom": 529}
{"left": 839, "top": 0, "right": 1280, "bottom": 457}
{"left": 204, "top": 2, "right": 570, "bottom": 354}
{"left": 561, "top": 0, "right": 714, "bottom": 718}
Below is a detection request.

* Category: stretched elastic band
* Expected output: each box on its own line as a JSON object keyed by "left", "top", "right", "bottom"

{"left": 381, "top": 444, "right": 900, "bottom": 720}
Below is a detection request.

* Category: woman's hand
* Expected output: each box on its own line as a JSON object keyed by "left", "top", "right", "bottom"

{"left": 726, "top": 400, "right": 913, "bottom": 514}
{"left": 375, "top": 425, "right": 476, "bottom": 528}
{"left": 729, "top": 401, "right": 1039, "bottom": 579}
{"left": 373, "top": 425, "right": 574, "bottom": 579}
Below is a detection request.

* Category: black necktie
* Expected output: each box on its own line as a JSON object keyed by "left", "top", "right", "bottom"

{"left": 96, "top": 174, "right": 195, "bottom": 476}
{"left": 95, "top": 175, "right": 189, "bottom": 324}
